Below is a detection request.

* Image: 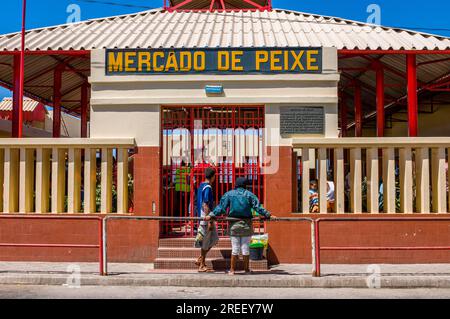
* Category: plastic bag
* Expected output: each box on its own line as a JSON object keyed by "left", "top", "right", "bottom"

{"left": 251, "top": 233, "right": 269, "bottom": 248}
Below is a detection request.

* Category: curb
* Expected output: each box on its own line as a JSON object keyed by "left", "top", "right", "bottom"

{"left": 0, "top": 274, "right": 449, "bottom": 288}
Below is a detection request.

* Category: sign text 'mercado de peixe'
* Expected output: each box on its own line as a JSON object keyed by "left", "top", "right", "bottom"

{"left": 105, "top": 48, "right": 322, "bottom": 75}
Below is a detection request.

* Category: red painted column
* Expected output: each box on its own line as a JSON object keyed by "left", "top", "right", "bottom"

{"left": 80, "top": 82, "right": 89, "bottom": 138}
{"left": 265, "top": 146, "right": 310, "bottom": 263}
{"left": 132, "top": 146, "right": 161, "bottom": 261}
{"left": 354, "top": 83, "right": 363, "bottom": 137}
{"left": 12, "top": 0, "right": 27, "bottom": 138}
{"left": 340, "top": 92, "right": 348, "bottom": 137}
{"left": 407, "top": 54, "right": 418, "bottom": 137}
{"left": 209, "top": 0, "right": 216, "bottom": 10}
{"left": 53, "top": 65, "right": 63, "bottom": 138}
{"left": 12, "top": 54, "right": 23, "bottom": 138}
{"left": 376, "top": 64, "right": 385, "bottom": 137}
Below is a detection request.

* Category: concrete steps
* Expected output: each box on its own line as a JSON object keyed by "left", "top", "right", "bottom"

{"left": 158, "top": 238, "right": 232, "bottom": 248}
{"left": 154, "top": 238, "right": 269, "bottom": 271}
{"left": 154, "top": 258, "right": 268, "bottom": 271}
{"left": 157, "top": 247, "right": 231, "bottom": 259}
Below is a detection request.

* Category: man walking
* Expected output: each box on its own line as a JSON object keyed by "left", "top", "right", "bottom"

{"left": 205, "top": 177, "right": 274, "bottom": 275}
{"left": 194, "top": 167, "right": 219, "bottom": 272}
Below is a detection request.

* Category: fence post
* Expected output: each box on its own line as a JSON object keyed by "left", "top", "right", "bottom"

{"left": 312, "top": 219, "right": 321, "bottom": 277}
{"left": 99, "top": 217, "right": 105, "bottom": 276}
{"left": 311, "top": 219, "right": 317, "bottom": 276}
{"left": 102, "top": 217, "right": 108, "bottom": 276}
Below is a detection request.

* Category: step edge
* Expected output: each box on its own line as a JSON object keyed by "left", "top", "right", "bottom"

{"left": 155, "top": 257, "right": 268, "bottom": 262}
{"left": 157, "top": 247, "right": 231, "bottom": 250}
{"left": 158, "top": 237, "right": 231, "bottom": 242}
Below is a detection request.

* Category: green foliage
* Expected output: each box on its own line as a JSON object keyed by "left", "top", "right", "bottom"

{"left": 93, "top": 172, "right": 134, "bottom": 213}
{"left": 360, "top": 176, "right": 402, "bottom": 213}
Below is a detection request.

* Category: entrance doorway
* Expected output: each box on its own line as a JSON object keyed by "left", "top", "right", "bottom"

{"left": 161, "top": 105, "right": 265, "bottom": 237}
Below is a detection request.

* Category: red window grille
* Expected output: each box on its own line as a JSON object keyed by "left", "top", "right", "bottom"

{"left": 161, "top": 105, "right": 265, "bottom": 237}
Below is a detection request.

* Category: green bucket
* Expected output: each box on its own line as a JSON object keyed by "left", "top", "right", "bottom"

{"left": 249, "top": 242, "right": 265, "bottom": 260}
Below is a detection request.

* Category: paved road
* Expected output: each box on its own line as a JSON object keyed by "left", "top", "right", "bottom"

{"left": 0, "top": 285, "right": 449, "bottom": 299}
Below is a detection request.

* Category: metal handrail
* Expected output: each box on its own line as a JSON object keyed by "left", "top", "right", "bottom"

{"left": 101, "top": 215, "right": 314, "bottom": 276}
{"left": 0, "top": 215, "right": 104, "bottom": 275}
{"left": 313, "top": 217, "right": 450, "bottom": 277}
{"left": 1, "top": 215, "right": 448, "bottom": 278}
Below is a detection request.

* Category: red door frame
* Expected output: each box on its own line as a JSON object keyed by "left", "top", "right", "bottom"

{"left": 159, "top": 104, "right": 265, "bottom": 237}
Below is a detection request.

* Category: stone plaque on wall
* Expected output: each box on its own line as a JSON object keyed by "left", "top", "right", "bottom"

{"left": 280, "top": 107, "right": 325, "bottom": 135}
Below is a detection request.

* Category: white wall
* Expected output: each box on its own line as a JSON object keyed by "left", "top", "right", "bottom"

{"left": 89, "top": 104, "right": 160, "bottom": 147}
{"left": 363, "top": 104, "right": 450, "bottom": 137}
{"left": 45, "top": 111, "right": 83, "bottom": 138}
{"left": 0, "top": 119, "right": 52, "bottom": 138}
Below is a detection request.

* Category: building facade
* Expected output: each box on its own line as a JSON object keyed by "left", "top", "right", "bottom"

{"left": 0, "top": 1, "right": 449, "bottom": 267}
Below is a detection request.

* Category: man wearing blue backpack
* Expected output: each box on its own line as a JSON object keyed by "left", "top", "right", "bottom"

{"left": 205, "top": 177, "right": 275, "bottom": 275}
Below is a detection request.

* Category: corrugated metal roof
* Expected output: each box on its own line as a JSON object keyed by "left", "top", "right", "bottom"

{"left": 0, "top": 97, "right": 41, "bottom": 112}
{"left": 0, "top": 8, "right": 450, "bottom": 51}
{"left": 338, "top": 52, "right": 450, "bottom": 118}
{"left": 0, "top": 54, "right": 89, "bottom": 113}
{"left": 0, "top": 8, "right": 448, "bottom": 120}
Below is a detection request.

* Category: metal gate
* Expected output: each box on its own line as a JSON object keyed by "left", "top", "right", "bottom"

{"left": 161, "top": 105, "right": 265, "bottom": 237}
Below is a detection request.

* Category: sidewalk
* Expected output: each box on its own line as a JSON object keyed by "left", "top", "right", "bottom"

{"left": 0, "top": 262, "right": 449, "bottom": 288}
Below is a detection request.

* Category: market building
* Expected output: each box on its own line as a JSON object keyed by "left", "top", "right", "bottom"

{"left": 0, "top": 0, "right": 449, "bottom": 268}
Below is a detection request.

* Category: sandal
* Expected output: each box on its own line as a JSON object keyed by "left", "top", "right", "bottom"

{"left": 198, "top": 265, "right": 214, "bottom": 273}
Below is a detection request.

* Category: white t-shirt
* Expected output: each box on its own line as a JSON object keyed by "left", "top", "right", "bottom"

{"left": 327, "top": 181, "right": 335, "bottom": 202}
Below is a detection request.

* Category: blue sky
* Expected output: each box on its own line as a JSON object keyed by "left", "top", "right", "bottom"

{"left": 1, "top": 0, "right": 449, "bottom": 99}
